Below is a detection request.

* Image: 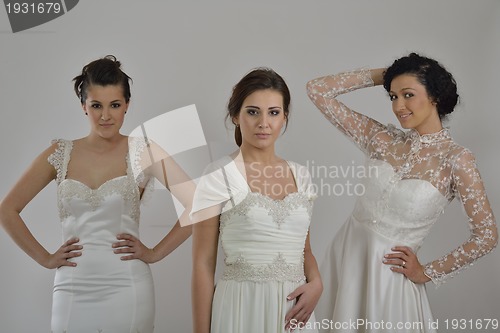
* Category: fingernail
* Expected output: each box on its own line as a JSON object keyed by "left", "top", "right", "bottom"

{"left": 384, "top": 254, "right": 388, "bottom": 258}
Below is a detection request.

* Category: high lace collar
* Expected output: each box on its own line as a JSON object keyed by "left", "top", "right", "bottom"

{"left": 409, "top": 127, "right": 451, "bottom": 144}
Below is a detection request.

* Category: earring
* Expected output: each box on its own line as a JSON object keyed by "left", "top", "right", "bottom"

{"left": 235, "top": 124, "right": 239, "bottom": 127}
{"left": 85, "top": 112, "right": 88, "bottom": 115}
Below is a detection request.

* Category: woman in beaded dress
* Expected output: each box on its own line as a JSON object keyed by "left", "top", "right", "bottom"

{"left": 191, "top": 68, "right": 323, "bottom": 333}
{"left": 306, "top": 53, "right": 498, "bottom": 332}
{"left": 0, "top": 56, "right": 194, "bottom": 333}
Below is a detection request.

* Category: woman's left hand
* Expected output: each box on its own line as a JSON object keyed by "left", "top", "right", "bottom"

{"left": 112, "top": 233, "right": 156, "bottom": 264}
{"left": 284, "top": 278, "right": 322, "bottom": 331}
{"left": 383, "top": 246, "right": 430, "bottom": 284}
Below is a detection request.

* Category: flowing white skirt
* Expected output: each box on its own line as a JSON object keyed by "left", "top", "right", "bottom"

{"left": 212, "top": 279, "right": 319, "bottom": 333}
{"left": 316, "top": 216, "right": 435, "bottom": 333}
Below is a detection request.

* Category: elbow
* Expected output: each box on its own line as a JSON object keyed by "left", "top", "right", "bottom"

{"left": 483, "top": 223, "right": 498, "bottom": 254}
{"left": 491, "top": 225, "right": 498, "bottom": 251}
{"left": 0, "top": 199, "right": 10, "bottom": 228}
{"left": 305, "top": 80, "right": 316, "bottom": 101}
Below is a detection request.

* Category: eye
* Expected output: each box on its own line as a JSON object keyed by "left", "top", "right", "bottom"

{"left": 404, "top": 93, "right": 414, "bottom": 98}
{"left": 91, "top": 103, "right": 102, "bottom": 109}
{"left": 111, "top": 103, "right": 121, "bottom": 108}
{"left": 246, "top": 109, "right": 258, "bottom": 116}
{"left": 389, "top": 94, "right": 396, "bottom": 101}
{"left": 269, "top": 110, "right": 281, "bottom": 116}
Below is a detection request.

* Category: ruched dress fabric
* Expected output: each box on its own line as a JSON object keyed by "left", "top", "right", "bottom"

{"left": 191, "top": 156, "right": 319, "bottom": 333}
{"left": 306, "top": 69, "right": 497, "bottom": 333}
{"left": 48, "top": 138, "right": 155, "bottom": 333}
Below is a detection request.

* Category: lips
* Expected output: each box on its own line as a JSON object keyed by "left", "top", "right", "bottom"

{"left": 255, "top": 133, "right": 271, "bottom": 139}
{"left": 398, "top": 113, "right": 412, "bottom": 120}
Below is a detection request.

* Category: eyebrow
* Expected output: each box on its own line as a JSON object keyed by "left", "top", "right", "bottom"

{"left": 89, "top": 99, "right": 123, "bottom": 103}
{"left": 389, "top": 87, "right": 417, "bottom": 94}
{"left": 243, "top": 105, "right": 282, "bottom": 110}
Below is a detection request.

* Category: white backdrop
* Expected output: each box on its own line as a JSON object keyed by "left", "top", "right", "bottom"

{"left": 0, "top": 1, "right": 499, "bottom": 332}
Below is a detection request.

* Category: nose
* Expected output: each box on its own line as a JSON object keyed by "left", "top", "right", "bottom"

{"left": 257, "top": 114, "right": 269, "bottom": 129}
{"left": 101, "top": 107, "right": 111, "bottom": 121}
{"left": 394, "top": 98, "right": 405, "bottom": 111}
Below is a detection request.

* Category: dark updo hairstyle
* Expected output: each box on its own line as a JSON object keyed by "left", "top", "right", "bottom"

{"left": 383, "top": 52, "right": 459, "bottom": 120}
{"left": 226, "top": 67, "right": 291, "bottom": 147}
{"left": 73, "top": 55, "right": 132, "bottom": 104}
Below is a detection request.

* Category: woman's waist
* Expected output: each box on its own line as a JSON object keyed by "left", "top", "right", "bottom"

{"left": 349, "top": 214, "right": 429, "bottom": 250}
{"left": 54, "top": 250, "right": 151, "bottom": 283}
{"left": 221, "top": 253, "right": 305, "bottom": 282}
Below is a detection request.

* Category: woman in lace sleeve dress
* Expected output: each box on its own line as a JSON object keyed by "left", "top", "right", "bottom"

{"left": 306, "top": 53, "right": 497, "bottom": 332}
{"left": 0, "top": 55, "right": 194, "bottom": 333}
{"left": 191, "top": 68, "right": 323, "bottom": 333}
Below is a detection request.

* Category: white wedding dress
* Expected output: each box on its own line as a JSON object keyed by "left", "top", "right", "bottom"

{"left": 48, "top": 138, "right": 155, "bottom": 333}
{"left": 307, "top": 69, "right": 497, "bottom": 332}
{"left": 192, "top": 156, "right": 319, "bottom": 333}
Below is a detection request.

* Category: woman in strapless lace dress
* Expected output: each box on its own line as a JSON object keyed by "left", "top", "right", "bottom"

{"left": 307, "top": 53, "right": 498, "bottom": 332}
{"left": 191, "top": 68, "right": 323, "bottom": 333}
{"left": 0, "top": 55, "right": 194, "bottom": 333}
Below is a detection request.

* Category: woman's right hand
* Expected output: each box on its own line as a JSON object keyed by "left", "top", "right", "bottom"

{"left": 43, "top": 237, "right": 82, "bottom": 269}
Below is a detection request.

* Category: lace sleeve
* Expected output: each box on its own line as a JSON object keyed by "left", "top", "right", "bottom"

{"left": 423, "top": 150, "right": 498, "bottom": 286}
{"left": 306, "top": 69, "right": 386, "bottom": 153}
{"left": 128, "top": 136, "right": 155, "bottom": 203}
{"left": 47, "top": 139, "right": 71, "bottom": 185}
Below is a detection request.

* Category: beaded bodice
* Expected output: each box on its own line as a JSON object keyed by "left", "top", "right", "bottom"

{"left": 47, "top": 138, "right": 151, "bottom": 248}
{"left": 307, "top": 69, "right": 497, "bottom": 285}
{"left": 220, "top": 191, "right": 313, "bottom": 282}
{"left": 192, "top": 157, "right": 316, "bottom": 282}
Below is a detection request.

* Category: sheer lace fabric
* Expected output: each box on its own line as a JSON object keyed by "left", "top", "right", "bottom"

{"left": 307, "top": 69, "right": 497, "bottom": 285}
{"left": 48, "top": 138, "right": 153, "bottom": 223}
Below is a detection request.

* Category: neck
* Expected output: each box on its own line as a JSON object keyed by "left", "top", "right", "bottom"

{"left": 413, "top": 112, "right": 443, "bottom": 135}
{"left": 85, "top": 133, "right": 126, "bottom": 151}
{"left": 239, "top": 143, "right": 278, "bottom": 164}
{"left": 414, "top": 124, "right": 444, "bottom": 135}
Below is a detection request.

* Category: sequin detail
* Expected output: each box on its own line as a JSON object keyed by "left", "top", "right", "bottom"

{"left": 47, "top": 139, "right": 143, "bottom": 223}
{"left": 48, "top": 139, "right": 72, "bottom": 185}
{"left": 307, "top": 69, "right": 497, "bottom": 285}
{"left": 222, "top": 253, "right": 306, "bottom": 282}
{"left": 220, "top": 191, "right": 313, "bottom": 229}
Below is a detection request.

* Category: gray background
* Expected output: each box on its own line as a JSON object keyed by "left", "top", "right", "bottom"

{"left": 1, "top": 1, "right": 499, "bottom": 332}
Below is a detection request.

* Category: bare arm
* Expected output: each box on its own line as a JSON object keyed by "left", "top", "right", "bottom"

{"left": 114, "top": 139, "right": 196, "bottom": 263}
{"left": 192, "top": 213, "right": 220, "bottom": 333}
{"left": 285, "top": 232, "right": 323, "bottom": 329}
{"left": 0, "top": 144, "right": 82, "bottom": 268}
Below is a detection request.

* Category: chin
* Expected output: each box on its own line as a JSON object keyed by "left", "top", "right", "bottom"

{"left": 398, "top": 122, "right": 412, "bottom": 129}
